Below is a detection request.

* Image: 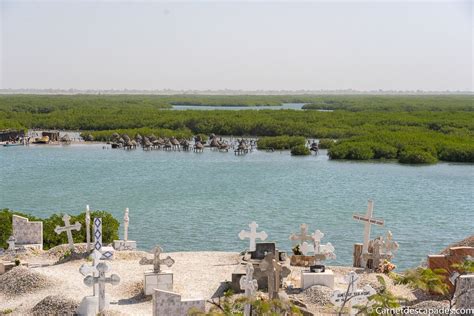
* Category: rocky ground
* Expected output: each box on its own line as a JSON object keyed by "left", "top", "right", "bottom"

{"left": 0, "top": 245, "right": 450, "bottom": 316}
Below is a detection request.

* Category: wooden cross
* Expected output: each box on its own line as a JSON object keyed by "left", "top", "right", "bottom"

{"left": 239, "top": 221, "right": 268, "bottom": 252}
{"left": 85, "top": 205, "right": 91, "bottom": 252}
{"left": 289, "top": 223, "right": 313, "bottom": 246}
{"left": 240, "top": 263, "right": 258, "bottom": 316}
{"left": 54, "top": 214, "right": 81, "bottom": 251}
{"left": 79, "top": 250, "right": 102, "bottom": 296}
{"left": 353, "top": 200, "right": 384, "bottom": 268}
{"left": 260, "top": 253, "right": 290, "bottom": 300}
{"left": 139, "top": 246, "right": 175, "bottom": 273}
{"left": 83, "top": 262, "right": 120, "bottom": 313}
{"left": 123, "top": 208, "right": 129, "bottom": 242}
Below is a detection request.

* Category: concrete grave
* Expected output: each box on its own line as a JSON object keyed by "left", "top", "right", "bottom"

{"left": 12, "top": 215, "right": 43, "bottom": 250}
{"left": 139, "top": 246, "right": 175, "bottom": 295}
{"left": 113, "top": 208, "right": 137, "bottom": 251}
{"left": 152, "top": 289, "right": 205, "bottom": 316}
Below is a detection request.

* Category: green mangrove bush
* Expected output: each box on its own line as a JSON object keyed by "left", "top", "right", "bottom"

{"left": 291, "top": 145, "right": 311, "bottom": 156}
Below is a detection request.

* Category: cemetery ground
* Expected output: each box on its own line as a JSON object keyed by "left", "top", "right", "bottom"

{"left": 0, "top": 244, "right": 452, "bottom": 316}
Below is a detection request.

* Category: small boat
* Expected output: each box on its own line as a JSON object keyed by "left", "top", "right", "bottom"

{"left": 3, "top": 143, "right": 23, "bottom": 147}
{"left": 33, "top": 136, "right": 50, "bottom": 144}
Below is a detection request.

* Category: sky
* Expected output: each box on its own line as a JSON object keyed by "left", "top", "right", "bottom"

{"left": 0, "top": 0, "right": 472, "bottom": 91}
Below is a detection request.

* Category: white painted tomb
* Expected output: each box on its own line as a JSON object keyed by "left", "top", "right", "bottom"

{"left": 140, "top": 246, "right": 175, "bottom": 295}
{"left": 113, "top": 208, "right": 137, "bottom": 251}
{"left": 301, "top": 269, "right": 335, "bottom": 289}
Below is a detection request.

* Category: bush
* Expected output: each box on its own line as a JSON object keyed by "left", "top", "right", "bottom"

{"left": 0, "top": 209, "right": 119, "bottom": 250}
{"left": 318, "top": 139, "right": 336, "bottom": 149}
{"left": 258, "top": 136, "right": 306, "bottom": 150}
{"left": 398, "top": 147, "right": 438, "bottom": 164}
{"left": 291, "top": 145, "right": 310, "bottom": 156}
{"left": 372, "top": 143, "right": 398, "bottom": 159}
{"left": 438, "top": 144, "right": 474, "bottom": 163}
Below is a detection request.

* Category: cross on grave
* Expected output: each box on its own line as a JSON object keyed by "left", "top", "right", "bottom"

{"left": 85, "top": 205, "right": 91, "bottom": 252}
{"left": 7, "top": 236, "right": 16, "bottom": 251}
{"left": 123, "top": 208, "right": 129, "bottom": 242}
{"left": 83, "top": 262, "right": 120, "bottom": 314}
{"left": 139, "top": 246, "right": 175, "bottom": 273}
{"left": 260, "top": 253, "right": 290, "bottom": 300}
{"left": 239, "top": 221, "right": 268, "bottom": 252}
{"left": 54, "top": 214, "right": 81, "bottom": 251}
{"left": 353, "top": 200, "right": 384, "bottom": 268}
{"left": 289, "top": 223, "right": 313, "bottom": 246}
{"left": 79, "top": 250, "right": 102, "bottom": 296}
{"left": 312, "top": 230, "right": 324, "bottom": 252}
{"left": 383, "top": 231, "right": 399, "bottom": 256}
{"left": 240, "top": 263, "right": 258, "bottom": 316}
{"left": 330, "top": 271, "right": 376, "bottom": 308}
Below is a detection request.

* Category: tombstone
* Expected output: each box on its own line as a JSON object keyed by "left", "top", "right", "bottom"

{"left": 82, "top": 262, "right": 120, "bottom": 314}
{"left": 240, "top": 263, "right": 258, "bottom": 316}
{"left": 54, "top": 214, "right": 81, "bottom": 251}
{"left": 251, "top": 242, "right": 276, "bottom": 260}
{"left": 152, "top": 289, "right": 205, "bottom": 316}
{"left": 7, "top": 236, "right": 16, "bottom": 252}
{"left": 139, "top": 246, "right": 175, "bottom": 295}
{"left": 352, "top": 200, "right": 384, "bottom": 268}
{"left": 12, "top": 215, "right": 43, "bottom": 250}
{"left": 330, "top": 271, "right": 376, "bottom": 310}
{"left": 455, "top": 274, "right": 474, "bottom": 309}
{"left": 77, "top": 250, "right": 103, "bottom": 316}
{"left": 428, "top": 246, "right": 474, "bottom": 292}
{"left": 113, "top": 208, "right": 137, "bottom": 251}
{"left": 260, "top": 253, "right": 291, "bottom": 300}
{"left": 85, "top": 205, "right": 91, "bottom": 252}
{"left": 93, "top": 218, "right": 115, "bottom": 260}
{"left": 239, "top": 221, "right": 268, "bottom": 252}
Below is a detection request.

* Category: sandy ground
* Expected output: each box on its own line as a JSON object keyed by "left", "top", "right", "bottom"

{"left": 0, "top": 250, "right": 419, "bottom": 316}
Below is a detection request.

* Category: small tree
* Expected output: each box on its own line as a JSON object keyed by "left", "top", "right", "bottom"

{"left": 394, "top": 267, "right": 449, "bottom": 296}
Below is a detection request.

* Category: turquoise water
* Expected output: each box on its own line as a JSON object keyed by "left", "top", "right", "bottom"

{"left": 1, "top": 144, "right": 472, "bottom": 270}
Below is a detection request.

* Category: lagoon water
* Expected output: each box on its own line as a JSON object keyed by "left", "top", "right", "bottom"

{"left": 1, "top": 144, "right": 472, "bottom": 270}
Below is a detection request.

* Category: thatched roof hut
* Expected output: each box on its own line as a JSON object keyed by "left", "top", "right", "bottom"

{"left": 42, "top": 131, "right": 60, "bottom": 142}
{"left": 0, "top": 129, "right": 25, "bottom": 142}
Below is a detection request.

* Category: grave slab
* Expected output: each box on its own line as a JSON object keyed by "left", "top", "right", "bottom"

{"left": 152, "top": 289, "right": 205, "bottom": 316}
{"left": 301, "top": 270, "right": 335, "bottom": 289}
{"left": 144, "top": 271, "right": 173, "bottom": 295}
{"left": 12, "top": 215, "right": 43, "bottom": 250}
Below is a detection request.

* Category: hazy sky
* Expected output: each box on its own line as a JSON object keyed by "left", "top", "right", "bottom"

{"left": 1, "top": 0, "right": 472, "bottom": 91}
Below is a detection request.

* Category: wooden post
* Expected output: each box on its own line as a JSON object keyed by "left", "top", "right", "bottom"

{"left": 353, "top": 243, "right": 363, "bottom": 267}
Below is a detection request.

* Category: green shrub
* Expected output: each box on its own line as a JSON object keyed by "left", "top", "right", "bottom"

{"left": 438, "top": 144, "right": 474, "bottom": 163}
{"left": 0, "top": 209, "right": 119, "bottom": 250}
{"left": 258, "top": 136, "right": 306, "bottom": 150}
{"left": 318, "top": 139, "right": 336, "bottom": 149}
{"left": 394, "top": 267, "right": 449, "bottom": 295}
{"left": 372, "top": 143, "right": 398, "bottom": 159}
{"left": 291, "top": 145, "right": 310, "bottom": 156}
{"left": 398, "top": 147, "right": 438, "bottom": 164}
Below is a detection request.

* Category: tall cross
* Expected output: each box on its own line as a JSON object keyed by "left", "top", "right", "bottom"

{"left": 289, "top": 223, "right": 313, "bottom": 245}
{"left": 260, "top": 253, "right": 290, "bottom": 300}
{"left": 123, "top": 208, "right": 129, "bottom": 242}
{"left": 239, "top": 221, "right": 268, "bottom": 252}
{"left": 240, "top": 263, "right": 258, "bottom": 316}
{"left": 353, "top": 200, "right": 384, "bottom": 268}
{"left": 7, "top": 235, "right": 16, "bottom": 251}
{"left": 139, "top": 246, "right": 175, "bottom": 273}
{"left": 54, "top": 214, "right": 81, "bottom": 251}
{"left": 83, "top": 262, "right": 120, "bottom": 313}
{"left": 85, "top": 205, "right": 91, "bottom": 252}
{"left": 79, "top": 250, "right": 102, "bottom": 296}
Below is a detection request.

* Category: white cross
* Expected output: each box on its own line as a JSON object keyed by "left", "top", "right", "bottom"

{"left": 300, "top": 242, "right": 314, "bottom": 256}
{"left": 79, "top": 250, "right": 102, "bottom": 296}
{"left": 353, "top": 200, "right": 384, "bottom": 268}
{"left": 7, "top": 236, "right": 16, "bottom": 251}
{"left": 54, "top": 214, "right": 81, "bottom": 251}
{"left": 85, "top": 205, "right": 91, "bottom": 252}
{"left": 320, "top": 242, "right": 336, "bottom": 260}
{"left": 383, "top": 231, "right": 399, "bottom": 256}
{"left": 139, "top": 246, "right": 175, "bottom": 273}
{"left": 240, "top": 263, "right": 258, "bottom": 316}
{"left": 123, "top": 208, "right": 129, "bottom": 242}
{"left": 289, "top": 223, "right": 313, "bottom": 245}
{"left": 83, "top": 262, "right": 120, "bottom": 313}
{"left": 239, "top": 221, "right": 268, "bottom": 252}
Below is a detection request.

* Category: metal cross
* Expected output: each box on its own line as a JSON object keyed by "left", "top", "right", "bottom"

{"left": 352, "top": 200, "right": 384, "bottom": 268}
{"left": 139, "top": 246, "right": 175, "bottom": 273}
{"left": 240, "top": 263, "right": 258, "bottom": 316}
{"left": 83, "top": 262, "right": 120, "bottom": 313}
{"left": 54, "top": 214, "right": 81, "bottom": 251}
{"left": 239, "top": 221, "right": 268, "bottom": 252}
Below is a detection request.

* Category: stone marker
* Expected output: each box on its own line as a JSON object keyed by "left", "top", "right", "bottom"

{"left": 239, "top": 221, "right": 268, "bottom": 252}
{"left": 83, "top": 262, "right": 120, "bottom": 314}
{"left": 331, "top": 271, "right": 376, "bottom": 308}
{"left": 54, "top": 214, "right": 81, "bottom": 251}
{"left": 113, "top": 208, "right": 137, "bottom": 251}
{"left": 140, "top": 246, "right": 175, "bottom": 295}
{"left": 93, "top": 217, "right": 115, "bottom": 260}
{"left": 455, "top": 274, "right": 474, "bottom": 309}
{"left": 260, "top": 253, "right": 290, "bottom": 300}
{"left": 7, "top": 236, "right": 16, "bottom": 251}
{"left": 152, "top": 289, "right": 205, "bottom": 316}
{"left": 85, "top": 205, "right": 91, "bottom": 252}
{"left": 353, "top": 200, "right": 384, "bottom": 268}
{"left": 240, "top": 263, "right": 258, "bottom": 316}
{"left": 12, "top": 215, "right": 43, "bottom": 250}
